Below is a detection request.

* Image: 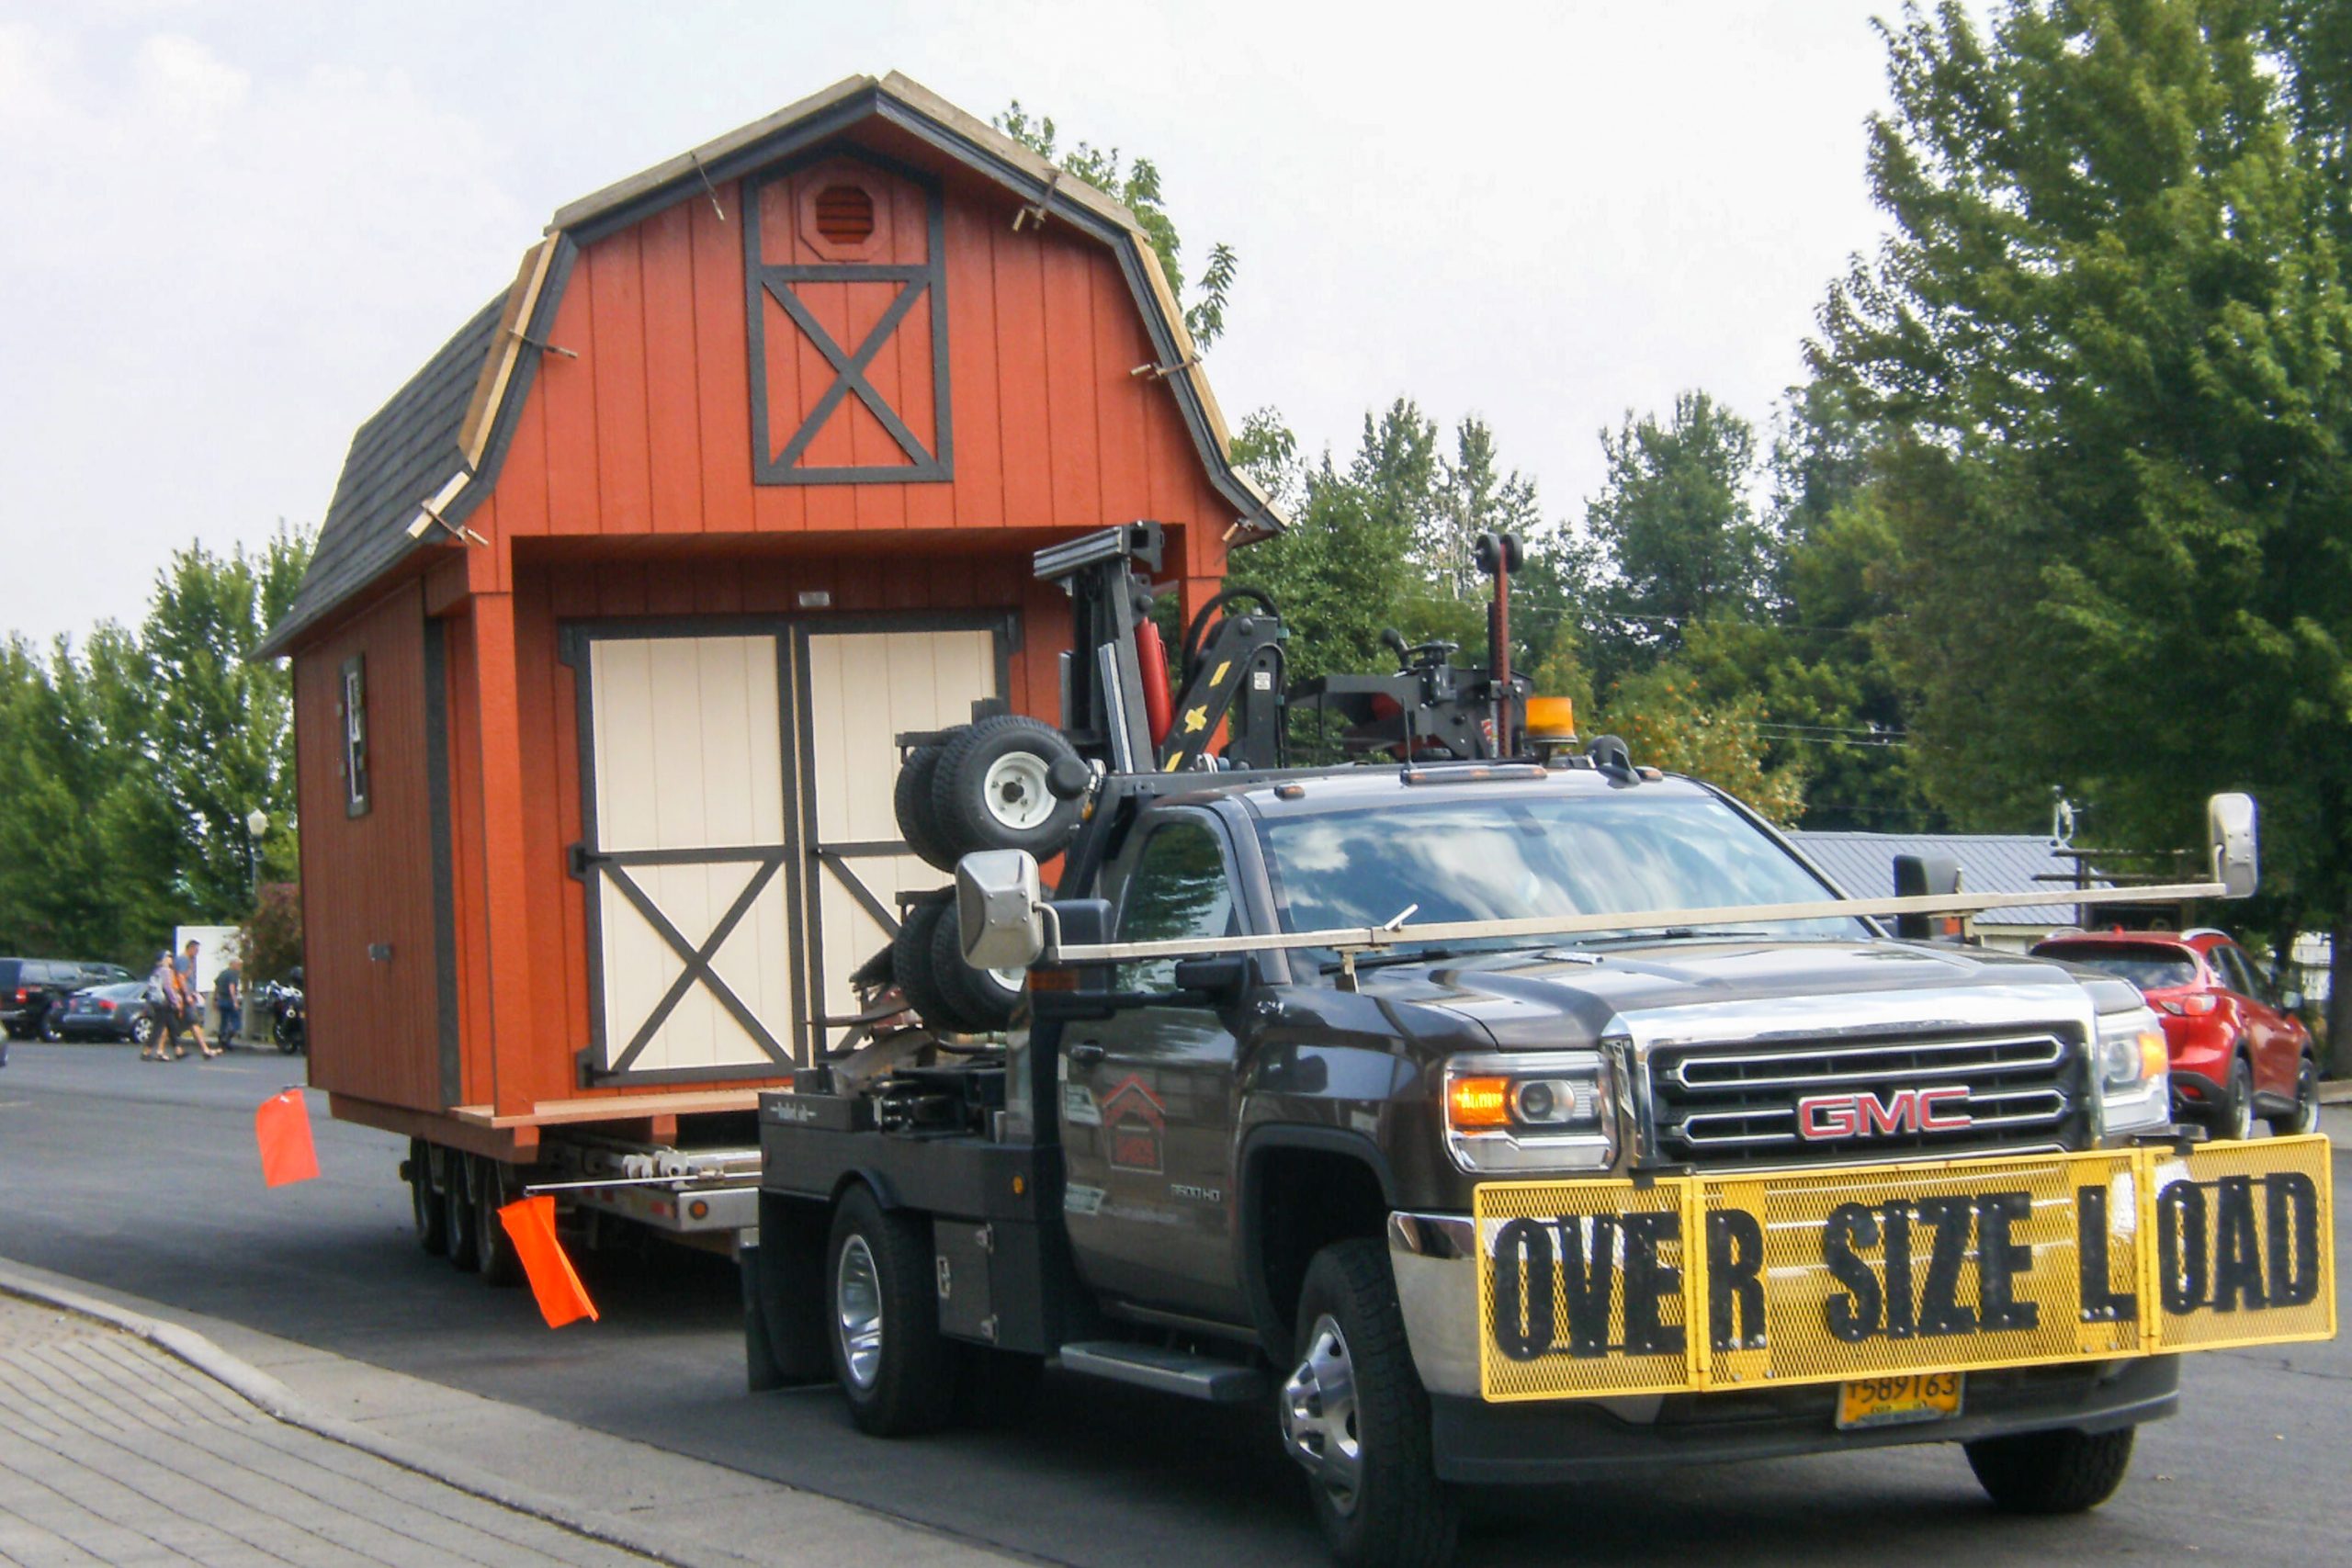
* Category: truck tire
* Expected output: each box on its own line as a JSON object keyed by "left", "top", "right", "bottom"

{"left": 892, "top": 901, "right": 955, "bottom": 1030}
{"left": 445, "top": 1152, "right": 481, "bottom": 1274}
{"left": 1964, "top": 1426, "right": 2136, "bottom": 1514}
{"left": 894, "top": 744, "right": 956, "bottom": 871}
{"left": 411, "top": 1139, "right": 448, "bottom": 1257}
{"left": 469, "top": 1156, "right": 526, "bottom": 1287}
{"left": 953, "top": 1345, "right": 1043, "bottom": 1428}
{"left": 931, "top": 898, "right": 1022, "bottom": 1032}
{"left": 930, "top": 715, "right": 1082, "bottom": 861}
{"left": 826, "top": 1185, "right": 954, "bottom": 1436}
{"left": 1283, "top": 1239, "right": 1457, "bottom": 1567}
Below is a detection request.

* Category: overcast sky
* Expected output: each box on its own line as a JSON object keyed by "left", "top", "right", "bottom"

{"left": 0, "top": 0, "right": 1904, "bottom": 649}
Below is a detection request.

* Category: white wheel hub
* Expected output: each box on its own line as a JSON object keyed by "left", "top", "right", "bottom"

{"left": 1281, "top": 1314, "right": 1363, "bottom": 1514}
{"left": 980, "top": 751, "right": 1054, "bottom": 831}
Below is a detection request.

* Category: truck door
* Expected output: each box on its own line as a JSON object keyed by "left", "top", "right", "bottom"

{"left": 1058, "top": 811, "right": 1249, "bottom": 1325}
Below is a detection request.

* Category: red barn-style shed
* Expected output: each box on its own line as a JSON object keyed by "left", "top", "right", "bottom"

{"left": 257, "top": 73, "right": 1280, "bottom": 1163}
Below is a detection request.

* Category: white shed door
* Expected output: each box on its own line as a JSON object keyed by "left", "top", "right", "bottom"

{"left": 800, "top": 628, "right": 998, "bottom": 1052}
{"left": 583, "top": 635, "right": 797, "bottom": 1077}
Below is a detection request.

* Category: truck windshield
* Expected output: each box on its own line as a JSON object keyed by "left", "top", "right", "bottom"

{"left": 1254, "top": 791, "right": 1868, "bottom": 950}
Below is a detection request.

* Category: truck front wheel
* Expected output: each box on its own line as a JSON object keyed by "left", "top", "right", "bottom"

{"left": 826, "top": 1186, "right": 954, "bottom": 1436}
{"left": 1964, "top": 1426, "right": 2135, "bottom": 1514}
{"left": 1282, "top": 1239, "right": 1457, "bottom": 1567}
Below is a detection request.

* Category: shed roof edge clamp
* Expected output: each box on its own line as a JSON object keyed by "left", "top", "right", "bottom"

{"left": 404, "top": 472, "right": 487, "bottom": 547}
{"left": 507, "top": 324, "right": 579, "bottom": 360}
{"left": 1130, "top": 352, "right": 1201, "bottom": 382}
{"left": 687, "top": 149, "right": 729, "bottom": 224}
{"left": 1012, "top": 168, "right": 1061, "bottom": 233}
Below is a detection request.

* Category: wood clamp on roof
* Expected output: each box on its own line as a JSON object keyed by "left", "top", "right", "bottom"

{"left": 688, "top": 150, "right": 728, "bottom": 224}
{"left": 1012, "top": 169, "right": 1061, "bottom": 232}
{"left": 507, "top": 324, "right": 579, "bottom": 360}
{"left": 1130, "top": 353, "right": 1201, "bottom": 381}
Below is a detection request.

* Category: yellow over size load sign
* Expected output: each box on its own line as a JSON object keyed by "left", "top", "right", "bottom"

{"left": 1474, "top": 1136, "right": 2334, "bottom": 1403}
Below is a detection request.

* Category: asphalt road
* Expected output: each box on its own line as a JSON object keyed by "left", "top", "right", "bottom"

{"left": 1, "top": 1041, "right": 2345, "bottom": 1566}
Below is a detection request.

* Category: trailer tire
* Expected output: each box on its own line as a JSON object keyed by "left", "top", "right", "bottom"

{"left": 893, "top": 744, "right": 956, "bottom": 872}
{"left": 825, "top": 1186, "right": 954, "bottom": 1437}
{"left": 445, "top": 1153, "right": 481, "bottom": 1274}
{"left": 1283, "top": 1239, "right": 1457, "bottom": 1568}
{"left": 470, "top": 1156, "right": 526, "bottom": 1287}
{"left": 930, "top": 716, "right": 1081, "bottom": 861}
{"left": 1965, "top": 1426, "right": 2136, "bottom": 1514}
{"left": 931, "top": 899, "right": 1022, "bottom": 1032}
{"left": 953, "top": 1345, "right": 1043, "bottom": 1428}
{"left": 892, "top": 901, "right": 955, "bottom": 1032}
{"left": 411, "top": 1139, "right": 448, "bottom": 1258}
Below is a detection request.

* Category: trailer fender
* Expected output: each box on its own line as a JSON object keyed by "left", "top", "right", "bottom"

{"left": 830, "top": 1167, "right": 905, "bottom": 1213}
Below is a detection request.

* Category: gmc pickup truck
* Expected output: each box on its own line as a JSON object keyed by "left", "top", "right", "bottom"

{"left": 744, "top": 759, "right": 2333, "bottom": 1568}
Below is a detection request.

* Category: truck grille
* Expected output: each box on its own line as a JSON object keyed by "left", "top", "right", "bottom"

{"left": 1646, "top": 1029, "right": 2080, "bottom": 1167}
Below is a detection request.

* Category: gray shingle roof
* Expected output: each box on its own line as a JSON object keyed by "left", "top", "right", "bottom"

{"left": 254, "top": 298, "right": 503, "bottom": 658}
{"left": 1786, "top": 831, "right": 2105, "bottom": 929}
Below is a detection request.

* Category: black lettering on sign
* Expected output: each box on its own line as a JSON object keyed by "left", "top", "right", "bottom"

{"left": 2211, "top": 1175, "right": 2267, "bottom": 1313}
{"left": 1974, "top": 1190, "right": 2039, "bottom": 1332}
{"left": 1707, "top": 1209, "right": 1767, "bottom": 1352}
{"left": 2073, "top": 1185, "right": 2138, "bottom": 1325}
{"left": 1825, "top": 1202, "right": 1883, "bottom": 1343}
{"left": 1620, "top": 1212, "right": 1686, "bottom": 1357}
{"left": 1560, "top": 1216, "right": 1619, "bottom": 1359}
{"left": 1490, "top": 1217, "right": 1555, "bottom": 1362}
{"left": 2265, "top": 1173, "right": 2321, "bottom": 1308}
{"left": 2157, "top": 1180, "right": 2208, "bottom": 1314}
{"left": 1877, "top": 1201, "right": 1916, "bottom": 1339}
{"left": 1916, "top": 1196, "right": 1978, "bottom": 1337}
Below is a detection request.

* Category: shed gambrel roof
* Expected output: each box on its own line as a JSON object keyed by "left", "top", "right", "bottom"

{"left": 256, "top": 72, "right": 1283, "bottom": 659}
{"left": 1787, "top": 831, "right": 2108, "bottom": 929}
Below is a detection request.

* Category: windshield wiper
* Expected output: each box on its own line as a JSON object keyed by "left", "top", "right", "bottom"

{"left": 1318, "top": 945, "right": 1472, "bottom": 975}
{"left": 1566, "top": 926, "right": 1786, "bottom": 947}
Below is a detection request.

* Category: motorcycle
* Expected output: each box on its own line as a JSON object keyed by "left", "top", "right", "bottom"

{"left": 262, "top": 974, "right": 307, "bottom": 1055}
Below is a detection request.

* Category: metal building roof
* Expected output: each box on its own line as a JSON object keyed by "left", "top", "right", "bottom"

{"left": 1786, "top": 831, "right": 2103, "bottom": 929}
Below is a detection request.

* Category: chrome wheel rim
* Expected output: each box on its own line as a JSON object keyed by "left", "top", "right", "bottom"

{"left": 981, "top": 751, "right": 1054, "bottom": 831}
{"left": 1281, "top": 1314, "right": 1363, "bottom": 1514}
{"left": 2228, "top": 1066, "right": 2255, "bottom": 1140}
{"left": 836, "top": 1235, "right": 884, "bottom": 1389}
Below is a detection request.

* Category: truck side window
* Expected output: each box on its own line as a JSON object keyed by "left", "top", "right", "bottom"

{"left": 1116, "top": 820, "right": 1236, "bottom": 993}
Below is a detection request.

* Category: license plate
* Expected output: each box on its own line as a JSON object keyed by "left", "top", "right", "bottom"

{"left": 1836, "top": 1371, "right": 1963, "bottom": 1429}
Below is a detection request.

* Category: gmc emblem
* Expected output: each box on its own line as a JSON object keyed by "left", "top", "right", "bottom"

{"left": 1795, "top": 1085, "right": 1972, "bottom": 1142}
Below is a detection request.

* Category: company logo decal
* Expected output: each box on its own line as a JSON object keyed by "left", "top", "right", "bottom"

{"left": 1101, "top": 1076, "right": 1166, "bottom": 1174}
{"left": 1796, "top": 1085, "right": 1971, "bottom": 1142}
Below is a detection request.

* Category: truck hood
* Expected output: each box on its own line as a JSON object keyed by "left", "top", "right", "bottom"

{"left": 1364, "top": 939, "right": 2115, "bottom": 1050}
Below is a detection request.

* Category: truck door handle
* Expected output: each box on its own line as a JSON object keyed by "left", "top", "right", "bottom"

{"left": 1068, "top": 1043, "right": 1105, "bottom": 1066}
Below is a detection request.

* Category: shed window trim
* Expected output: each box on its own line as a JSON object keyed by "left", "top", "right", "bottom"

{"left": 341, "top": 654, "right": 370, "bottom": 818}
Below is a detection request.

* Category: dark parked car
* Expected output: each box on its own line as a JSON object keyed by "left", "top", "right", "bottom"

{"left": 54, "top": 982, "right": 160, "bottom": 1047}
{"left": 2, "top": 958, "right": 132, "bottom": 1041}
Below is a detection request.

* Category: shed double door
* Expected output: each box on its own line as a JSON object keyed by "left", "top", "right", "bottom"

{"left": 576, "top": 621, "right": 998, "bottom": 1081}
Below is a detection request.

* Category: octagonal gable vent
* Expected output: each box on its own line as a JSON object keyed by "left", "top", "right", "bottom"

{"left": 814, "top": 184, "right": 876, "bottom": 246}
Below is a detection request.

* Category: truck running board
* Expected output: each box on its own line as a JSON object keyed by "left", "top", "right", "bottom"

{"left": 1055, "top": 1341, "right": 1269, "bottom": 1403}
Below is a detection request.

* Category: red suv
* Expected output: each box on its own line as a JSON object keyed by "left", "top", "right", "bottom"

{"left": 2030, "top": 929, "right": 2321, "bottom": 1140}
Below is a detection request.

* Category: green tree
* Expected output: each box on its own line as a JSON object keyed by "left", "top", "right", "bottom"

{"left": 1819, "top": 0, "right": 2352, "bottom": 1065}
{"left": 993, "top": 101, "right": 1238, "bottom": 348}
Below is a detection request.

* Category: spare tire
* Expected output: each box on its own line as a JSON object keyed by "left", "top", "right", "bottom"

{"left": 891, "top": 901, "right": 954, "bottom": 1029}
{"left": 931, "top": 715, "right": 1082, "bottom": 861}
{"left": 893, "top": 743, "right": 956, "bottom": 871}
{"left": 931, "top": 897, "right": 1023, "bottom": 1032}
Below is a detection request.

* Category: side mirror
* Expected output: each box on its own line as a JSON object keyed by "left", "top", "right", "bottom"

{"left": 956, "top": 850, "right": 1046, "bottom": 970}
{"left": 2208, "top": 793, "right": 2258, "bottom": 898}
{"left": 1893, "top": 853, "right": 1963, "bottom": 941}
{"left": 1172, "top": 954, "right": 1249, "bottom": 1007}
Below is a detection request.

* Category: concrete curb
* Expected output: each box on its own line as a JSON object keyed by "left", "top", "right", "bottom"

{"left": 2318, "top": 1078, "right": 2352, "bottom": 1105}
{"left": 0, "top": 1263, "right": 712, "bottom": 1567}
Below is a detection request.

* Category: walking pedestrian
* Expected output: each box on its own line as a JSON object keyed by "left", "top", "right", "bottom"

{"left": 214, "top": 959, "right": 242, "bottom": 1050}
{"left": 174, "top": 940, "right": 220, "bottom": 1059}
{"left": 143, "top": 951, "right": 186, "bottom": 1061}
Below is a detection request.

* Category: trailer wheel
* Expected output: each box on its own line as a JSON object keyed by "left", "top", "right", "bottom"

{"left": 825, "top": 1185, "right": 953, "bottom": 1436}
{"left": 469, "top": 1156, "right": 526, "bottom": 1287}
{"left": 891, "top": 901, "right": 955, "bottom": 1031}
{"left": 931, "top": 899, "right": 1022, "bottom": 1032}
{"left": 445, "top": 1152, "right": 481, "bottom": 1274}
{"left": 893, "top": 744, "right": 956, "bottom": 871}
{"left": 1965, "top": 1426, "right": 2136, "bottom": 1514}
{"left": 411, "top": 1139, "right": 448, "bottom": 1258}
{"left": 1282, "top": 1239, "right": 1457, "bottom": 1567}
{"left": 930, "top": 716, "right": 1082, "bottom": 860}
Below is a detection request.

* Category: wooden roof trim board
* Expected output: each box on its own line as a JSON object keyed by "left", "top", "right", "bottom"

{"left": 255, "top": 71, "right": 1281, "bottom": 660}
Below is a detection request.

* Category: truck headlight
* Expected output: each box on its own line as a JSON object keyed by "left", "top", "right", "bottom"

{"left": 1443, "top": 1051, "right": 1616, "bottom": 1173}
{"left": 2095, "top": 1008, "right": 2170, "bottom": 1137}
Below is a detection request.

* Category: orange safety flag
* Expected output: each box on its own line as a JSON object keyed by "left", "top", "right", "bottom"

{"left": 498, "top": 1195, "right": 600, "bottom": 1329}
{"left": 254, "top": 1090, "right": 319, "bottom": 1187}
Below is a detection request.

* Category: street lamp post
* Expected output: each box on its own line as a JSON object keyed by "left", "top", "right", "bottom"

{"left": 244, "top": 807, "right": 269, "bottom": 899}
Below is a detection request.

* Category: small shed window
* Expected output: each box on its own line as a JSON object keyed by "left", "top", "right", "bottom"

{"left": 341, "top": 654, "right": 370, "bottom": 818}
{"left": 813, "top": 184, "right": 875, "bottom": 245}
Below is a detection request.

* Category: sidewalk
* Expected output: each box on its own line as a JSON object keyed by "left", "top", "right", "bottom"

{"left": 0, "top": 1265, "right": 1015, "bottom": 1568}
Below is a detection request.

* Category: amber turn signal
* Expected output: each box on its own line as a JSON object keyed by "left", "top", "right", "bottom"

{"left": 1448, "top": 1076, "right": 1511, "bottom": 1130}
